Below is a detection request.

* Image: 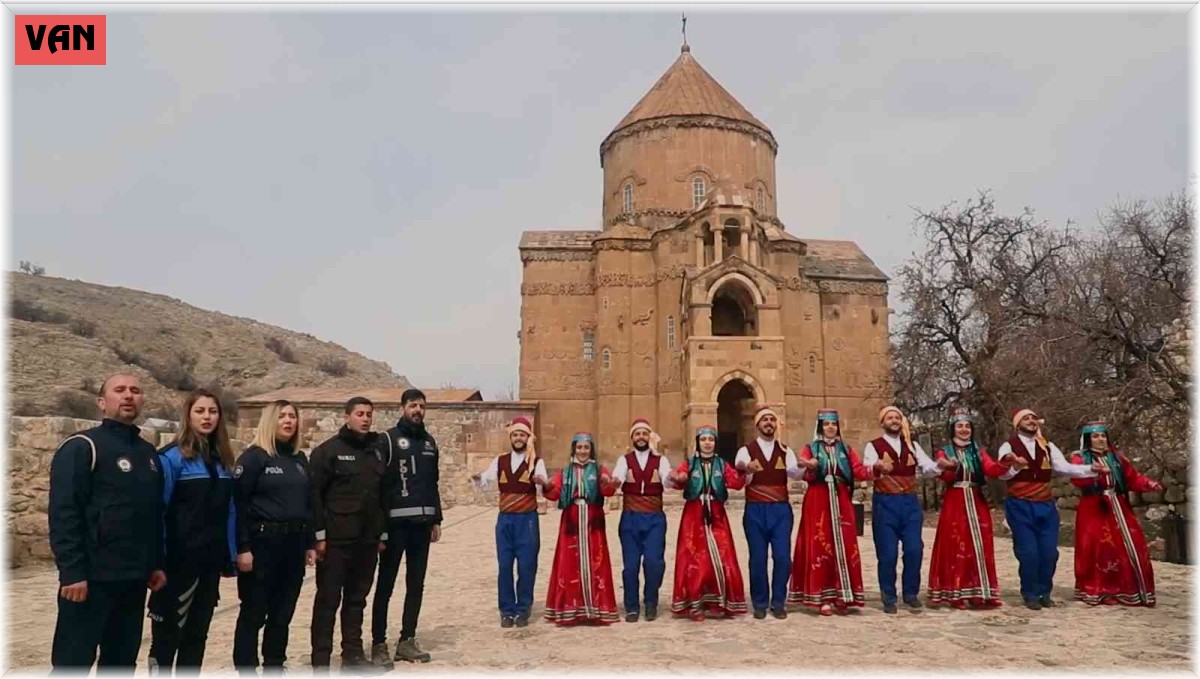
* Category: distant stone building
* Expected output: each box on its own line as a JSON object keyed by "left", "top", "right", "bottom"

{"left": 519, "top": 44, "right": 892, "bottom": 467}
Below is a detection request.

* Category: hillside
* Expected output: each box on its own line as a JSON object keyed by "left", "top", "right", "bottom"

{"left": 8, "top": 273, "right": 409, "bottom": 419}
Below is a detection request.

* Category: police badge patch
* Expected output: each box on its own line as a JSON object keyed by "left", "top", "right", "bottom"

{"left": 398, "top": 438, "right": 411, "bottom": 450}
{"left": 117, "top": 457, "right": 132, "bottom": 472}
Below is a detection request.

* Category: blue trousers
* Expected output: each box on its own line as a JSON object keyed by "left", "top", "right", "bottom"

{"left": 618, "top": 510, "right": 667, "bottom": 614}
{"left": 496, "top": 512, "right": 540, "bottom": 618}
{"left": 743, "top": 502, "right": 793, "bottom": 612}
{"left": 1004, "top": 497, "right": 1060, "bottom": 602}
{"left": 872, "top": 493, "right": 924, "bottom": 604}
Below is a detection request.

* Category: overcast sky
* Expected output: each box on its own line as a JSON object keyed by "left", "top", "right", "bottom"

{"left": 12, "top": 7, "right": 1189, "bottom": 397}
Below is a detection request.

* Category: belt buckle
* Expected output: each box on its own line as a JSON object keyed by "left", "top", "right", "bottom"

{"left": 824, "top": 474, "right": 834, "bottom": 483}
{"left": 955, "top": 482, "right": 972, "bottom": 489}
{"left": 1102, "top": 489, "right": 1117, "bottom": 497}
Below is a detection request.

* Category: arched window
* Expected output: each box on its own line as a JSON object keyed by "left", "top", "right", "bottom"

{"left": 583, "top": 330, "right": 595, "bottom": 363}
{"left": 692, "top": 177, "right": 706, "bottom": 209}
{"left": 756, "top": 186, "right": 765, "bottom": 212}
{"left": 623, "top": 183, "right": 634, "bottom": 213}
{"left": 601, "top": 347, "right": 612, "bottom": 370}
{"left": 667, "top": 315, "right": 676, "bottom": 350}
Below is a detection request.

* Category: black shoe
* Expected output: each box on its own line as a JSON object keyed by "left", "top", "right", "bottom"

{"left": 501, "top": 616, "right": 514, "bottom": 628}
{"left": 515, "top": 615, "right": 529, "bottom": 628}
{"left": 1024, "top": 599, "right": 1043, "bottom": 611}
{"left": 883, "top": 602, "right": 898, "bottom": 614}
{"left": 904, "top": 597, "right": 924, "bottom": 610}
{"left": 1040, "top": 595, "right": 1057, "bottom": 608}
{"left": 645, "top": 606, "right": 658, "bottom": 621}
{"left": 753, "top": 609, "right": 767, "bottom": 619}
{"left": 625, "top": 612, "right": 639, "bottom": 623}
{"left": 771, "top": 607, "right": 787, "bottom": 620}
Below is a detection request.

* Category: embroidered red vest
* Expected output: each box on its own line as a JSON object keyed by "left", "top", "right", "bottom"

{"left": 621, "top": 451, "right": 664, "bottom": 513}
{"left": 497, "top": 453, "right": 537, "bottom": 513}
{"left": 871, "top": 436, "right": 917, "bottom": 495}
{"left": 745, "top": 439, "right": 789, "bottom": 503}
{"left": 1005, "top": 434, "right": 1053, "bottom": 502}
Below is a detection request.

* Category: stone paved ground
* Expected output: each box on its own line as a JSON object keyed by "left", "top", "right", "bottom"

{"left": 5, "top": 506, "right": 1194, "bottom": 673}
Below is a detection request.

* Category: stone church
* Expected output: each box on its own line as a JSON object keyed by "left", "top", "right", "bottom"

{"left": 518, "top": 43, "right": 892, "bottom": 467}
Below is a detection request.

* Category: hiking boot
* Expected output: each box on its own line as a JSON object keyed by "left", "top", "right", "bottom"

{"left": 771, "top": 607, "right": 787, "bottom": 620}
{"left": 1024, "top": 599, "right": 1043, "bottom": 611}
{"left": 394, "top": 637, "right": 431, "bottom": 663}
{"left": 752, "top": 609, "right": 767, "bottom": 620}
{"left": 500, "top": 616, "right": 514, "bottom": 628}
{"left": 904, "top": 597, "right": 924, "bottom": 610}
{"left": 625, "top": 612, "right": 639, "bottom": 623}
{"left": 645, "top": 606, "right": 658, "bottom": 621}
{"left": 1039, "top": 595, "right": 1057, "bottom": 608}
{"left": 883, "top": 602, "right": 898, "bottom": 614}
{"left": 514, "top": 614, "right": 529, "bottom": 628}
{"left": 370, "top": 643, "right": 394, "bottom": 669}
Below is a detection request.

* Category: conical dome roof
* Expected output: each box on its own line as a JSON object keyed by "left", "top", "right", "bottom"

{"left": 605, "top": 45, "right": 773, "bottom": 147}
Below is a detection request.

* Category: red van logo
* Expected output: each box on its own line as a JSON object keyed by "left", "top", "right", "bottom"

{"left": 15, "top": 15, "right": 106, "bottom": 65}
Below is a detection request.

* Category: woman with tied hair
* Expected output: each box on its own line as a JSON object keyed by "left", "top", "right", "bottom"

{"left": 147, "top": 389, "right": 237, "bottom": 673}
{"left": 927, "top": 407, "right": 1012, "bottom": 609}
{"left": 232, "top": 400, "right": 317, "bottom": 673}
{"left": 787, "top": 409, "right": 878, "bottom": 616}
{"left": 1070, "top": 421, "right": 1164, "bottom": 607}
{"left": 667, "top": 425, "right": 748, "bottom": 621}
{"left": 541, "top": 433, "right": 621, "bottom": 625}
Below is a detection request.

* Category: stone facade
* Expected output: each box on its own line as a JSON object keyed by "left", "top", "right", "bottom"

{"left": 519, "top": 46, "right": 892, "bottom": 467}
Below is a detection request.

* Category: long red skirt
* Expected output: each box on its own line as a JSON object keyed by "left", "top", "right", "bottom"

{"left": 928, "top": 485, "right": 1002, "bottom": 608}
{"left": 1074, "top": 492, "right": 1156, "bottom": 606}
{"left": 670, "top": 498, "right": 747, "bottom": 619}
{"left": 544, "top": 501, "right": 620, "bottom": 625}
{"left": 787, "top": 481, "right": 865, "bottom": 609}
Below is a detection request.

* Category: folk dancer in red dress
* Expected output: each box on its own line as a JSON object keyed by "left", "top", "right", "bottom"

{"left": 787, "top": 409, "right": 881, "bottom": 616}
{"left": 542, "top": 433, "right": 621, "bottom": 625}
{"left": 927, "top": 408, "right": 1012, "bottom": 609}
{"left": 862, "top": 405, "right": 942, "bottom": 614}
{"left": 997, "top": 408, "right": 1101, "bottom": 610}
{"left": 667, "top": 425, "right": 748, "bottom": 621}
{"left": 1070, "top": 420, "right": 1163, "bottom": 607}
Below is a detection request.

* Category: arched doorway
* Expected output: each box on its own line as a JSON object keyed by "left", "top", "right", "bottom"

{"left": 712, "top": 281, "right": 758, "bottom": 336}
{"left": 716, "top": 379, "right": 757, "bottom": 463}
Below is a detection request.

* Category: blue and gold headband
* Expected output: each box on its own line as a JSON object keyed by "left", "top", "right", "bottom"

{"left": 1082, "top": 423, "right": 1108, "bottom": 436}
{"left": 571, "top": 433, "right": 593, "bottom": 444}
{"left": 697, "top": 426, "right": 718, "bottom": 438}
{"left": 816, "top": 411, "right": 839, "bottom": 422}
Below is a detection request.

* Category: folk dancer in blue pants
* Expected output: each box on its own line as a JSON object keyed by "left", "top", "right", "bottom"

{"left": 612, "top": 418, "right": 673, "bottom": 622}
{"left": 735, "top": 406, "right": 804, "bottom": 620}
{"left": 861, "top": 406, "right": 942, "bottom": 614}
{"left": 996, "top": 407, "right": 1100, "bottom": 610}
{"left": 470, "top": 416, "right": 550, "bottom": 627}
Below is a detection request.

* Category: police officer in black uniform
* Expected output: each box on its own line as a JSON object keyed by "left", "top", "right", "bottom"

{"left": 232, "top": 399, "right": 316, "bottom": 675}
{"left": 370, "top": 388, "right": 442, "bottom": 668}
{"left": 48, "top": 373, "right": 168, "bottom": 671}
{"left": 309, "top": 396, "right": 387, "bottom": 673}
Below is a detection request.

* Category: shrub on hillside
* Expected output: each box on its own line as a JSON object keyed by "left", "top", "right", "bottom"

{"left": 55, "top": 391, "right": 97, "bottom": 419}
{"left": 265, "top": 337, "right": 298, "bottom": 364}
{"left": 11, "top": 299, "right": 69, "bottom": 325}
{"left": 68, "top": 318, "right": 98, "bottom": 338}
{"left": 317, "top": 356, "right": 349, "bottom": 377}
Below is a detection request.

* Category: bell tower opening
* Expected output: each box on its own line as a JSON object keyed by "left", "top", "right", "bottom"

{"left": 711, "top": 281, "right": 758, "bottom": 336}
{"left": 716, "top": 379, "right": 757, "bottom": 464}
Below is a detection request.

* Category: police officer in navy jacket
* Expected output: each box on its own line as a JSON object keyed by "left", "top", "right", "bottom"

{"left": 49, "top": 373, "right": 167, "bottom": 671}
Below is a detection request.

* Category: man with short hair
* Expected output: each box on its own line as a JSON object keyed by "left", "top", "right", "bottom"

{"left": 309, "top": 397, "right": 388, "bottom": 673}
{"left": 49, "top": 373, "right": 168, "bottom": 671}
{"left": 371, "top": 389, "right": 441, "bottom": 667}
